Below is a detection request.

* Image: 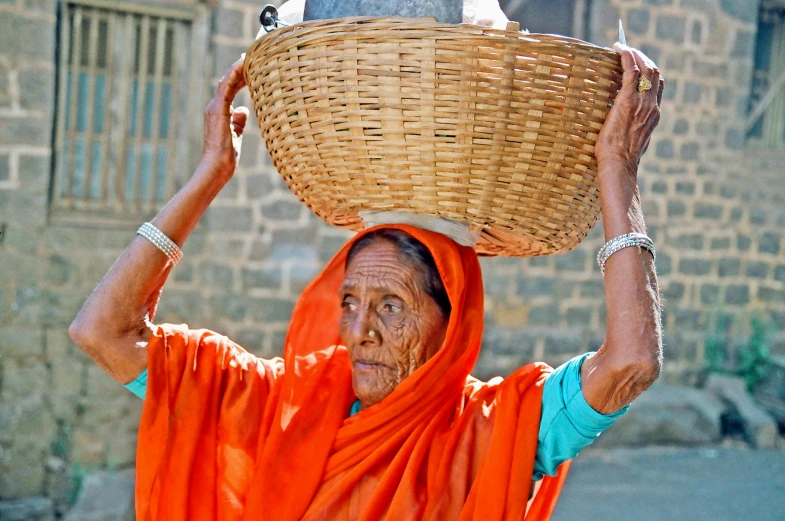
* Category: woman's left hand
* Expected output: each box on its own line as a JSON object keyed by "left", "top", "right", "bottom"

{"left": 594, "top": 43, "right": 664, "bottom": 181}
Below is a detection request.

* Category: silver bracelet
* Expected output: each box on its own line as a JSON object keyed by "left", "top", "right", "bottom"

{"left": 136, "top": 222, "right": 183, "bottom": 266}
{"left": 597, "top": 232, "right": 655, "bottom": 275}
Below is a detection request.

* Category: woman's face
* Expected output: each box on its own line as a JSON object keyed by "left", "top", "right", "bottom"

{"left": 339, "top": 240, "right": 449, "bottom": 408}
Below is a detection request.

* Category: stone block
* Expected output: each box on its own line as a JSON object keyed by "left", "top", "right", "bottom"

{"left": 289, "top": 262, "right": 321, "bottom": 293}
{"left": 1, "top": 360, "right": 49, "bottom": 402}
{"left": 627, "top": 9, "right": 650, "bottom": 34}
{"left": 242, "top": 266, "right": 283, "bottom": 291}
{"left": 210, "top": 294, "right": 250, "bottom": 322}
{"left": 667, "top": 200, "right": 686, "bottom": 217}
{"left": 64, "top": 469, "right": 135, "bottom": 521}
{"left": 18, "top": 68, "right": 54, "bottom": 111}
{"left": 749, "top": 208, "right": 767, "bottom": 225}
{"left": 261, "top": 199, "right": 303, "bottom": 221}
{"left": 775, "top": 265, "right": 785, "bottom": 283}
{"left": 720, "top": 0, "right": 757, "bottom": 23}
{"left": 155, "top": 290, "right": 205, "bottom": 323}
{"left": 662, "top": 281, "right": 685, "bottom": 301}
{"left": 199, "top": 262, "right": 234, "bottom": 288}
{"left": 683, "top": 82, "right": 701, "bottom": 103}
{"left": 718, "top": 258, "right": 740, "bottom": 277}
{"left": 656, "top": 251, "right": 671, "bottom": 275}
{"left": 564, "top": 307, "right": 592, "bottom": 327}
{"left": 246, "top": 173, "right": 275, "bottom": 199}
{"left": 248, "top": 297, "right": 295, "bottom": 323}
{"left": 0, "top": 325, "right": 44, "bottom": 357}
{"left": 483, "top": 273, "right": 513, "bottom": 297}
{"left": 544, "top": 334, "right": 584, "bottom": 356}
{"left": 528, "top": 304, "right": 560, "bottom": 326}
{"left": 694, "top": 203, "right": 723, "bottom": 219}
{"left": 554, "top": 249, "right": 585, "bottom": 272}
{"left": 85, "top": 364, "right": 122, "bottom": 398}
{"left": 745, "top": 261, "right": 769, "bottom": 279}
{"left": 0, "top": 434, "right": 50, "bottom": 498}
{"left": 0, "top": 116, "right": 52, "bottom": 147}
{"left": 732, "top": 29, "right": 756, "bottom": 59}
{"left": 705, "top": 374, "right": 779, "bottom": 449}
{"left": 45, "top": 254, "right": 69, "bottom": 285}
{"left": 736, "top": 235, "right": 751, "bottom": 251}
{"left": 672, "top": 119, "right": 688, "bottom": 135}
{"left": 652, "top": 181, "right": 667, "bottom": 193}
{"left": 674, "top": 309, "right": 700, "bottom": 330}
{"left": 690, "top": 19, "right": 702, "bottom": 45}
{"left": 724, "top": 284, "right": 750, "bottom": 306}
{"left": 680, "top": 142, "right": 699, "bottom": 160}
{"left": 0, "top": 153, "right": 9, "bottom": 182}
{"left": 481, "top": 328, "right": 538, "bottom": 357}
{"left": 758, "top": 286, "right": 785, "bottom": 303}
{"left": 655, "top": 15, "right": 686, "bottom": 43}
{"left": 235, "top": 329, "right": 264, "bottom": 352}
{"left": 679, "top": 258, "right": 711, "bottom": 276}
{"left": 593, "top": 384, "right": 724, "bottom": 448}
{"left": 205, "top": 206, "right": 253, "bottom": 232}
{"left": 213, "top": 42, "right": 250, "bottom": 78}
{"left": 656, "top": 138, "right": 674, "bottom": 158}
{"left": 0, "top": 14, "right": 55, "bottom": 60}
{"left": 518, "top": 275, "right": 556, "bottom": 297}
{"left": 675, "top": 233, "right": 702, "bottom": 249}
{"left": 710, "top": 237, "right": 730, "bottom": 250}
{"left": 725, "top": 128, "right": 745, "bottom": 151}
{"left": 214, "top": 4, "right": 246, "bottom": 39}
{"left": 0, "top": 497, "right": 54, "bottom": 521}
{"left": 700, "top": 284, "right": 720, "bottom": 305}
{"left": 759, "top": 233, "right": 781, "bottom": 255}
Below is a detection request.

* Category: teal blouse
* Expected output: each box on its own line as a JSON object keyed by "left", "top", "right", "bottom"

{"left": 125, "top": 352, "right": 626, "bottom": 480}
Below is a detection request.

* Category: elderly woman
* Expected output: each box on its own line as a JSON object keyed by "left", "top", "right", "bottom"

{"left": 70, "top": 40, "right": 663, "bottom": 520}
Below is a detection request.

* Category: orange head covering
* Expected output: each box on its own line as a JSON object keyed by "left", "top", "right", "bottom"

{"left": 136, "top": 224, "right": 568, "bottom": 521}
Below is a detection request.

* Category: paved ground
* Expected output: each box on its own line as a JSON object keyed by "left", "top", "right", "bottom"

{"left": 551, "top": 446, "right": 785, "bottom": 521}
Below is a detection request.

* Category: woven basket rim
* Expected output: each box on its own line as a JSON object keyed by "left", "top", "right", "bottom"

{"left": 245, "top": 17, "right": 622, "bottom": 257}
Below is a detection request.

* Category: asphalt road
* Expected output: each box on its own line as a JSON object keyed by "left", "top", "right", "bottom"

{"left": 551, "top": 446, "right": 785, "bottom": 521}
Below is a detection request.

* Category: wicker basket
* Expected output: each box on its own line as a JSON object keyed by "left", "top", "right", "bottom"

{"left": 244, "top": 17, "right": 622, "bottom": 257}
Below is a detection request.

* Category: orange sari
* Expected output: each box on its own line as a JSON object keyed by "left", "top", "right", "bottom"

{"left": 136, "top": 224, "right": 569, "bottom": 520}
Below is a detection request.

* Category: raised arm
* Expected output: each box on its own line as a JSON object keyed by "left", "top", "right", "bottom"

{"left": 69, "top": 57, "right": 250, "bottom": 384}
{"left": 579, "top": 44, "right": 664, "bottom": 414}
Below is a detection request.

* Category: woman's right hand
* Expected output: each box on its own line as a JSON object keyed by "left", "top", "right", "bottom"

{"left": 200, "top": 56, "right": 250, "bottom": 181}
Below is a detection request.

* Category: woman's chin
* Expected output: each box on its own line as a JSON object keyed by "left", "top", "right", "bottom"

{"left": 351, "top": 369, "right": 394, "bottom": 407}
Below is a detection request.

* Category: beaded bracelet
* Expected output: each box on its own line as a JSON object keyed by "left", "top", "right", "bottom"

{"left": 597, "top": 232, "right": 655, "bottom": 276}
{"left": 137, "top": 222, "right": 183, "bottom": 266}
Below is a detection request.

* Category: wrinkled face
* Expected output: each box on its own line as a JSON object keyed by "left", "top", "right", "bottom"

{"left": 339, "top": 240, "right": 449, "bottom": 409}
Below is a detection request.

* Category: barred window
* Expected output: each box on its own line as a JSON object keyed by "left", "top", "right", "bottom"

{"left": 52, "top": 0, "right": 208, "bottom": 223}
{"left": 746, "top": 2, "right": 785, "bottom": 148}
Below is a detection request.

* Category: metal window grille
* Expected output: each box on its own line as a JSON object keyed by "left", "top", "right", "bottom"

{"left": 746, "top": 3, "right": 785, "bottom": 148}
{"left": 52, "top": 0, "right": 207, "bottom": 223}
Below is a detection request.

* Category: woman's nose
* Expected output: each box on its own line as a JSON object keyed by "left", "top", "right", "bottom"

{"left": 348, "top": 307, "right": 379, "bottom": 345}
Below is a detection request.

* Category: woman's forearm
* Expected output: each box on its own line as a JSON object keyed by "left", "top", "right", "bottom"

{"left": 69, "top": 161, "right": 232, "bottom": 383}
{"left": 71, "top": 56, "right": 249, "bottom": 384}
{"left": 580, "top": 164, "right": 662, "bottom": 414}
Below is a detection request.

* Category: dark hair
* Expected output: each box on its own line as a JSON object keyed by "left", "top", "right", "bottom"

{"left": 346, "top": 229, "right": 451, "bottom": 318}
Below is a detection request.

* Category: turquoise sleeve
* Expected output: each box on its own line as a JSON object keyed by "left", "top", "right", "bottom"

{"left": 124, "top": 368, "right": 148, "bottom": 399}
{"left": 533, "top": 353, "right": 629, "bottom": 480}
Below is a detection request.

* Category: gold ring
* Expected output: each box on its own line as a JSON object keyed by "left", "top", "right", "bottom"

{"left": 638, "top": 76, "right": 653, "bottom": 93}
{"left": 368, "top": 330, "right": 376, "bottom": 338}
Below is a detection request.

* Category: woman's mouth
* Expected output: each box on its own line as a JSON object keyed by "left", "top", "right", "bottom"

{"left": 353, "top": 359, "right": 388, "bottom": 371}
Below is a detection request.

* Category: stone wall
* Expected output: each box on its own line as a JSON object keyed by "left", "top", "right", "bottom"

{"left": 0, "top": 0, "right": 783, "bottom": 516}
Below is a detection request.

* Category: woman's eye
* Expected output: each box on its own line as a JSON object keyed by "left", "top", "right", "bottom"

{"left": 383, "top": 303, "right": 402, "bottom": 313}
{"left": 342, "top": 300, "right": 357, "bottom": 312}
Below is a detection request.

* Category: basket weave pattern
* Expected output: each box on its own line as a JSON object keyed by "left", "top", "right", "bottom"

{"left": 245, "top": 18, "right": 622, "bottom": 256}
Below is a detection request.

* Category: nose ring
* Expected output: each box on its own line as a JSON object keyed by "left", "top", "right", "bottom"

{"left": 368, "top": 330, "right": 376, "bottom": 338}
